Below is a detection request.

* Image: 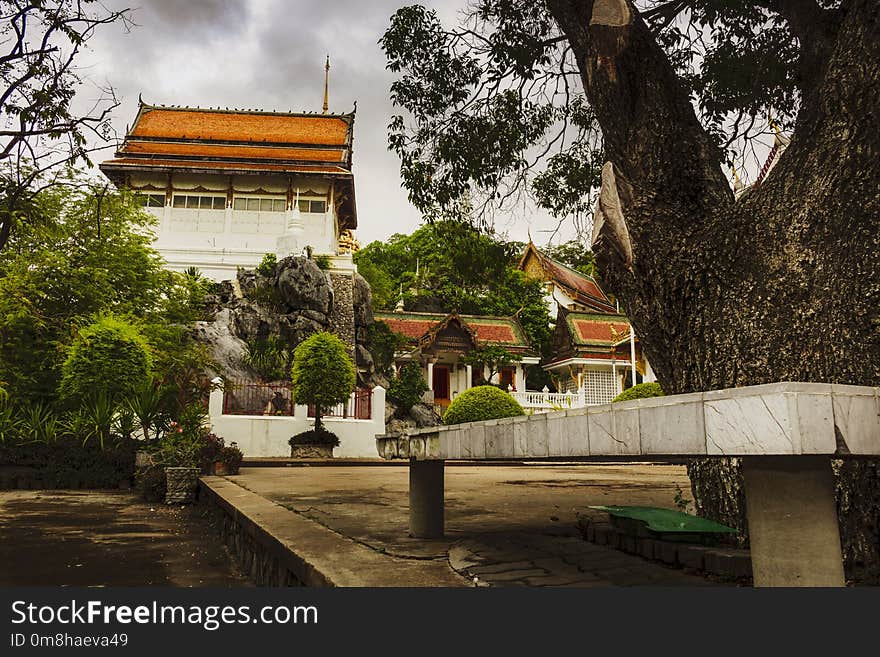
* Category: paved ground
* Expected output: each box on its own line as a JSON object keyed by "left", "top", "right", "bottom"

{"left": 228, "top": 462, "right": 717, "bottom": 586}
{"left": 0, "top": 490, "right": 249, "bottom": 587}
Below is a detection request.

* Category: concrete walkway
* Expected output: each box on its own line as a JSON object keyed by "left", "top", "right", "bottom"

{"left": 219, "top": 463, "right": 717, "bottom": 586}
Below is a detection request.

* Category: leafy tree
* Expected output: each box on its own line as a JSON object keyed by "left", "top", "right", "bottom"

{"left": 366, "top": 320, "right": 408, "bottom": 378}
{"left": 0, "top": 1, "right": 133, "bottom": 251}
{"left": 387, "top": 361, "right": 429, "bottom": 413}
{"left": 460, "top": 345, "right": 522, "bottom": 386}
{"left": 383, "top": 0, "right": 880, "bottom": 578}
{"left": 59, "top": 315, "right": 152, "bottom": 405}
{"left": 542, "top": 240, "right": 596, "bottom": 277}
{"left": 0, "top": 181, "right": 211, "bottom": 406}
{"left": 355, "top": 222, "right": 551, "bottom": 354}
{"left": 291, "top": 332, "right": 356, "bottom": 432}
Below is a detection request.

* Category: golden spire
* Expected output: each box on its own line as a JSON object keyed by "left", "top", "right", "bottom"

{"left": 322, "top": 55, "right": 330, "bottom": 114}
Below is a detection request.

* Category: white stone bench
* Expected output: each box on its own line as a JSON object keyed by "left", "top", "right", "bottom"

{"left": 375, "top": 383, "right": 880, "bottom": 587}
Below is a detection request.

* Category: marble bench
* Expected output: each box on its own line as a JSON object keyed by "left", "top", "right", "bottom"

{"left": 375, "top": 383, "right": 880, "bottom": 587}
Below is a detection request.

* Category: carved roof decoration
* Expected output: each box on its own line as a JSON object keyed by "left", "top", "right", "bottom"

{"left": 518, "top": 242, "right": 617, "bottom": 313}
{"left": 374, "top": 311, "right": 536, "bottom": 356}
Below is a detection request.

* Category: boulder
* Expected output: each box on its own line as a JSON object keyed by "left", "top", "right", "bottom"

{"left": 353, "top": 273, "right": 374, "bottom": 327}
{"left": 409, "top": 403, "right": 441, "bottom": 427}
{"left": 274, "top": 256, "right": 332, "bottom": 314}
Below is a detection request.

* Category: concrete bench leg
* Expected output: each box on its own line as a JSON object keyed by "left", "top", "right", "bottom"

{"left": 409, "top": 459, "right": 445, "bottom": 538}
{"left": 742, "top": 456, "right": 845, "bottom": 587}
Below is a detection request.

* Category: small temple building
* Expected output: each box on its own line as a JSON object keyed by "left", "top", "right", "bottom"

{"left": 374, "top": 311, "right": 540, "bottom": 410}
{"left": 100, "top": 99, "right": 358, "bottom": 280}
{"left": 519, "top": 242, "right": 655, "bottom": 404}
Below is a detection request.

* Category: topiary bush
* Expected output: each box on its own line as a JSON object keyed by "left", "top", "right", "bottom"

{"left": 59, "top": 316, "right": 152, "bottom": 404}
{"left": 442, "top": 385, "right": 525, "bottom": 425}
{"left": 291, "top": 332, "right": 356, "bottom": 431}
{"left": 612, "top": 382, "right": 664, "bottom": 403}
{"left": 387, "top": 361, "right": 429, "bottom": 413}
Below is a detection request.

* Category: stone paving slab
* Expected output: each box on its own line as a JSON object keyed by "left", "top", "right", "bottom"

{"left": 214, "top": 464, "right": 725, "bottom": 587}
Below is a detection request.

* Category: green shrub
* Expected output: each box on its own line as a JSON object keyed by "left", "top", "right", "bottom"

{"left": 387, "top": 361, "right": 428, "bottom": 413}
{"left": 291, "top": 332, "right": 356, "bottom": 430}
{"left": 612, "top": 382, "right": 664, "bottom": 403}
{"left": 59, "top": 316, "right": 152, "bottom": 404}
{"left": 256, "top": 252, "right": 277, "bottom": 277}
{"left": 243, "top": 337, "right": 292, "bottom": 381}
{"left": 442, "top": 385, "right": 524, "bottom": 425}
{"left": 366, "top": 321, "right": 407, "bottom": 377}
{"left": 313, "top": 254, "right": 332, "bottom": 270}
{"left": 289, "top": 427, "right": 340, "bottom": 447}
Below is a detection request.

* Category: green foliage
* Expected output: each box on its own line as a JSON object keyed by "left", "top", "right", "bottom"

{"left": 243, "top": 337, "right": 292, "bottom": 381}
{"left": 367, "top": 321, "right": 408, "bottom": 377}
{"left": 381, "top": 2, "right": 808, "bottom": 222}
{"left": 313, "top": 254, "right": 332, "bottom": 270}
{"left": 460, "top": 345, "right": 522, "bottom": 385}
{"left": 59, "top": 316, "right": 153, "bottom": 405}
{"left": 291, "top": 332, "right": 356, "bottom": 428}
{"left": 245, "top": 283, "right": 284, "bottom": 311}
{"left": 387, "top": 361, "right": 429, "bottom": 413}
{"left": 256, "top": 252, "right": 277, "bottom": 277}
{"left": 289, "top": 427, "right": 340, "bottom": 447}
{"left": 612, "top": 383, "right": 665, "bottom": 403}
{"left": 355, "top": 222, "right": 551, "bottom": 354}
{"left": 0, "top": 182, "right": 210, "bottom": 405}
{"left": 442, "top": 385, "right": 524, "bottom": 425}
{"left": 541, "top": 241, "right": 597, "bottom": 278}
{"left": 0, "top": 436, "right": 136, "bottom": 490}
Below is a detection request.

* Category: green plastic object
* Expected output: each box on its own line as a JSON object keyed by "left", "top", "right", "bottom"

{"left": 589, "top": 506, "right": 737, "bottom": 534}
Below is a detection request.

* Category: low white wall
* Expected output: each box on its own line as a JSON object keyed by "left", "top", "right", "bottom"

{"left": 208, "top": 382, "right": 386, "bottom": 458}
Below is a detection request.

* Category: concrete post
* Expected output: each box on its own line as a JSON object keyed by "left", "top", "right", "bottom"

{"left": 465, "top": 365, "right": 473, "bottom": 390}
{"left": 427, "top": 362, "right": 434, "bottom": 391}
{"left": 409, "top": 459, "right": 445, "bottom": 538}
{"left": 209, "top": 378, "right": 224, "bottom": 419}
{"left": 742, "top": 456, "right": 845, "bottom": 587}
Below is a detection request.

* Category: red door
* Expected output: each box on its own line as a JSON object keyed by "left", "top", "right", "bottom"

{"left": 433, "top": 365, "right": 450, "bottom": 402}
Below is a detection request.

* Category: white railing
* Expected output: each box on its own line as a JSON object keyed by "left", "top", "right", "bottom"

{"left": 510, "top": 390, "right": 586, "bottom": 411}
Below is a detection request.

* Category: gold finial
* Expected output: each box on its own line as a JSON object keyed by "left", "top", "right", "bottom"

{"left": 322, "top": 55, "right": 330, "bottom": 114}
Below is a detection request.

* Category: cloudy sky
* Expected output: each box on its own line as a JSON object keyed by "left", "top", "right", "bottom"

{"left": 77, "top": 0, "right": 569, "bottom": 247}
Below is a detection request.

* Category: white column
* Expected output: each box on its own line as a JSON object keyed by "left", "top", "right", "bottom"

{"left": 612, "top": 360, "right": 621, "bottom": 395}
{"left": 465, "top": 364, "right": 473, "bottom": 390}
{"left": 514, "top": 364, "right": 523, "bottom": 391}
{"left": 630, "top": 329, "right": 637, "bottom": 387}
{"left": 427, "top": 361, "right": 434, "bottom": 391}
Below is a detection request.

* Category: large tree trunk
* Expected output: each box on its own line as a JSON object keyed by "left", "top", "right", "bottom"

{"left": 548, "top": 0, "right": 880, "bottom": 581}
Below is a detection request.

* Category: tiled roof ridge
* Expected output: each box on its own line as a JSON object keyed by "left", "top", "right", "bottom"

{"left": 530, "top": 242, "right": 601, "bottom": 286}
{"left": 375, "top": 310, "right": 523, "bottom": 322}
{"left": 137, "top": 98, "right": 356, "bottom": 121}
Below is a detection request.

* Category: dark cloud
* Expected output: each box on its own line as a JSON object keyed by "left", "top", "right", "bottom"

{"left": 132, "top": 0, "right": 250, "bottom": 34}
{"left": 81, "top": 0, "right": 557, "bottom": 245}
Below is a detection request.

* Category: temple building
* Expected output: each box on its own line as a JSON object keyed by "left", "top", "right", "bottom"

{"left": 100, "top": 100, "right": 358, "bottom": 280}
{"left": 374, "top": 312, "right": 540, "bottom": 410}
{"left": 519, "top": 242, "right": 655, "bottom": 404}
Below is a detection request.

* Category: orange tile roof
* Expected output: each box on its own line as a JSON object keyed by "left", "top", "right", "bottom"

{"left": 564, "top": 312, "right": 631, "bottom": 346}
{"left": 519, "top": 243, "right": 617, "bottom": 313}
{"left": 101, "top": 157, "right": 351, "bottom": 176}
{"left": 121, "top": 140, "right": 346, "bottom": 163}
{"left": 374, "top": 312, "right": 534, "bottom": 353}
{"left": 131, "top": 107, "right": 351, "bottom": 145}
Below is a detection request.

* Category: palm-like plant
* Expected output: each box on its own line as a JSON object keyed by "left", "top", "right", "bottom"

{"left": 18, "top": 401, "right": 60, "bottom": 444}
{"left": 126, "top": 380, "right": 165, "bottom": 442}
{"left": 72, "top": 393, "right": 118, "bottom": 449}
{"left": 0, "top": 401, "right": 20, "bottom": 444}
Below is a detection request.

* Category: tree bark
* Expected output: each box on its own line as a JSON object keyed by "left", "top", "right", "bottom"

{"left": 548, "top": 0, "right": 880, "bottom": 581}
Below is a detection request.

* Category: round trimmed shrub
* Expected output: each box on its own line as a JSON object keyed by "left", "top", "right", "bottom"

{"left": 291, "top": 332, "right": 355, "bottom": 429}
{"left": 442, "top": 385, "right": 524, "bottom": 425}
{"left": 612, "top": 382, "right": 664, "bottom": 403}
{"left": 59, "top": 316, "right": 153, "bottom": 404}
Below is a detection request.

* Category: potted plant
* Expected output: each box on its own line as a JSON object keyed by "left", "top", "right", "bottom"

{"left": 289, "top": 332, "right": 355, "bottom": 459}
{"left": 288, "top": 427, "right": 340, "bottom": 459}
{"left": 219, "top": 442, "right": 244, "bottom": 475}
{"left": 198, "top": 433, "right": 225, "bottom": 475}
{"left": 159, "top": 406, "right": 206, "bottom": 505}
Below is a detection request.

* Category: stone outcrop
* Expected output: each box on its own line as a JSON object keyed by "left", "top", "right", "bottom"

{"left": 195, "top": 256, "right": 374, "bottom": 385}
